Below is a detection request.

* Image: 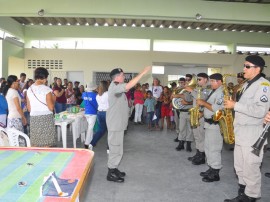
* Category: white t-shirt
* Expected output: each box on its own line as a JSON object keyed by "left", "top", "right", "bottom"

{"left": 150, "top": 86, "right": 163, "bottom": 99}
{"left": 96, "top": 91, "right": 109, "bottom": 111}
{"left": 27, "top": 84, "right": 53, "bottom": 116}
{"left": 6, "top": 88, "right": 21, "bottom": 118}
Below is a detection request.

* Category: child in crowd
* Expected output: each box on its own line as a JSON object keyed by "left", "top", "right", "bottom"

{"left": 160, "top": 86, "right": 171, "bottom": 130}
{"left": 133, "top": 83, "right": 144, "bottom": 124}
{"left": 144, "top": 90, "right": 157, "bottom": 130}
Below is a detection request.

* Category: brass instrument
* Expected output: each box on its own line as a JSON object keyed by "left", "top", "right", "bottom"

{"left": 213, "top": 74, "right": 237, "bottom": 144}
{"left": 189, "top": 86, "right": 202, "bottom": 128}
{"left": 172, "top": 76, "right": 197, "bottom": 109}
{"left": 252, "top": 123, "right": 270, "bottom": 157}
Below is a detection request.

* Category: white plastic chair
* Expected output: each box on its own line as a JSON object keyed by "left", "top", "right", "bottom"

{"left": 5, "top": 127, "right": 31, "bottom": 147}
{"left": 0, "top": 127, "right": 9, "bottom": 146}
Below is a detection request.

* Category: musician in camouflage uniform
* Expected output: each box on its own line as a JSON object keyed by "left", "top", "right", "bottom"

{"left": 197, "top": 73, "right": 224, "bottom": 183}
{"left": 224, "top": 56, "right": 270, "bottom": 202}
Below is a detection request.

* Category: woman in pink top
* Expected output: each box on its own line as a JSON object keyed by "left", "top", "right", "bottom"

{"left": 65, "top": 81, "right": 76, "bottom": 108}
{"left": 133, "top": 83, "right": 144, "bottom": 124}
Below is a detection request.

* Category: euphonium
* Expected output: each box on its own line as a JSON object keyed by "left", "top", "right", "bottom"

{"left": 213, "top": 74, "right": 237, "bottom": 144}
{"left": 189, "top": 86, "right": 201, "bottom": 128}
{"left": 172, "top": 76, "right": 197, "bottom": 109}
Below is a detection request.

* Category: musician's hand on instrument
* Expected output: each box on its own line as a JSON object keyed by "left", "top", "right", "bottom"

{"left": 196, "top": 99, "right": 205, "bottom": 106}
{"left": 264, "top": 111, "right": 270, "bottom": 123}
{"left": 185, "top": 86, "right": 193, "bottom": 92}
{"left": 224, "top": 99, "right": 235, "bottom": 109}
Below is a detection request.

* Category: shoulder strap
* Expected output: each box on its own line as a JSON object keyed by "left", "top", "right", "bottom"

{"left": 30, "top": 86, "right": 47, "bottom": 106}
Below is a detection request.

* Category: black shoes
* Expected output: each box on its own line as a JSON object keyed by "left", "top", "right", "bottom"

{"left": 192, "top": 152, "right": 206, "bottom": 165}
{"left": 224, "top": 194, "right": 256, "bottom": 202}
{"left": 200, "top": 167, "right": 212, "bottom": 177}
{"left": 174, "top": 137, "right": 180, "bottom": 142}
{"left": 224, "top": 183, "right": 256, "bottom": 202}
{"left": 176, "top": 141, "right": 185, "bottom": 151}
{"left": 188, "top": 149, "right": 199, "bottom": 161}
{"left": 202, "top": 168, "right": 220, "bottom": 182}
{"left": 186, "top": 141, "right": 192, "bottom": 152}
{"left": 107, "top": 168, "right": 126, "bottom": 183}
{"left": 265, "top": 172, "right": 270, "bottom": 178}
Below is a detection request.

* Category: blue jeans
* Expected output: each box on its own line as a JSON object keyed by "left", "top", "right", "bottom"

{"left": 147, "top": 111, "right": 154, "bottom": 125}
{"left": 55, "top": 102, "right": 67, "bottom": 114}
{"left": 91, "top": 111, "right": 107, "bottom": 146}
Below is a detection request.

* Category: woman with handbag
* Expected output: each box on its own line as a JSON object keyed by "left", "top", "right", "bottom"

{"left": 27, "top": 67, "right": 56, "bottom": 147}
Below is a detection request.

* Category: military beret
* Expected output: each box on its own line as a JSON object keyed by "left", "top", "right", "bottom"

{"left": 110, "top": 68, "right": 124, "bottom": 78}
{"left": 197, "top": 73, "right": 209, "bottom": 79}
{"left": 210, "top": 73, "right": 223, "bottom": 81}
{"left": 245, "top": 55, "right": 266, "bottom": 68}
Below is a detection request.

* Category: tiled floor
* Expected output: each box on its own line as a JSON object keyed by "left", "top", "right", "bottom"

{"left": 60, "top": 122, "right": 270, "bottom": 202}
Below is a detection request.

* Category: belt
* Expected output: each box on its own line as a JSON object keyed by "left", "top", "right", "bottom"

{"left": 98, "top": 110, "right": 107, "bottom": 112}
{"left": 179, "top": 109, "right": 189, "bottom": 112}
{"left": 204, "top": 118, "right": 219, "bottom": 125}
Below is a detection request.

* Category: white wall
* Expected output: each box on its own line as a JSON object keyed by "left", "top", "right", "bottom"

{"left": 24, "top": 49, "right": 270, "bottom": 85}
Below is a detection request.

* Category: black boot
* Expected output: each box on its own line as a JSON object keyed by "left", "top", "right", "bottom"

{"left": 175, "top": 141, "right": 185, "bottom": 151}
{"left": 224, "top": 193, "right": 256, "bottom": 202}
{"left": 114, "top": 168, "right": 126, "bottom": 178}
{"left": 265, "top": 172, "right": 270, "bottom": 178}
{"left": 200, "top": 167, "right": 212, "bottom": 177}
{"left": 192, "top": 152, "right": 206, "bottom": 165}
{"left": 174, "top": 137, "right": 179, "bottom": 142}
{"left": 186, "top": 141, "right": 192, "bottom": 152}
{"left": 202, "top": 168, "right": 220, "bottom": 182}
{"left": 107, "top": 168, "right": 124, "bottom": 183}
{"left": 188, "top": 149, "right": 199, "bottom": 161}
{"left": 238, "top": 184, "right": 246, "bottom": 195}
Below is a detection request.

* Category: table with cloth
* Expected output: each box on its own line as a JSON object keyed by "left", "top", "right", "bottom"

{"left": 0, "top": 147, "right": 94, "bottom": 202}
{"left": 56, "top": 111, "right": 88, "bottom": 148}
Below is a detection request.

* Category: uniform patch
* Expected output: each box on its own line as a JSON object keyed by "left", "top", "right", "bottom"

{"left": 263, "top": 86, "right": 268, "bottom": 93}
{"left": 260, "top": 95, "right": 268, "bottom": 102}
{"left": 261, "top": 82, "right": 270, "bottom": 86}
{"left": 216, "top": 98, "right": 223, "bottom": 105}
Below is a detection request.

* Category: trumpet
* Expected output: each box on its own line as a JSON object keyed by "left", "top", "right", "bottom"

{"left": 251, "top": 122, "right": 270, "bottom": 157}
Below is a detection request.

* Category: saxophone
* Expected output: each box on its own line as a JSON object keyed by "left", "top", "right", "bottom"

{"left": 189, "top": 86, "right": 201, "bottom": 128}
{"left": 213, "top": 74, "right": 236, "bottom": 144}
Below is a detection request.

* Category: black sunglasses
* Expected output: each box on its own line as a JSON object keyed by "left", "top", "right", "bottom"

{"left": 244, "top": 64, "right": 257, "bottom": 69}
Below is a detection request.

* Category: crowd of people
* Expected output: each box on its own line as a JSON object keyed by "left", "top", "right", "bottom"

{"left": 0, "top": 55, "right": 270, "bottom": 201}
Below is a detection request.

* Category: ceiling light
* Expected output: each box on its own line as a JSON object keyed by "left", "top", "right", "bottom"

{"left": 123, "top": 23, "right": 127, "bottom": 27}
{"left": 132, "top": 23, "right": 136, "bottom": 27}
{"left": 178, "top": 25, "right": 182, "bottom": 29}
{"left": 169, "top": 25, "right": 173, "bottom": 29}
{"left": 85, "top": 22, "right": 89, "bottom": 26}
{"left": 187, "top": 26, "right": 191, "bottom": 29}
{"left": 66, "top": 23, "right": 70, "bottom": 26}
{"left": 141, "top": 24, "right": 145, "bottom": 28}
{"left": 223, "top": 29, "right": 227, "bottom": 31}
{"left": 38, "top": 9, "right": 44, "bottom": 16}
{"left": 76, "top": 23, "right": 80, "bottom": 26}
{"left": 205, "top": 28, "right": 209, "bottom": 30}
{"left": 195, "top": 13, "right": 202, "bottom": 20}
{"left": 160, "top": 25, "right": 164, "bottom": 28}
{"left": 150, "top": 24, "right": 155, "bottom": 28}
{"left": 94, "top": 23, "right": 99, "bottom": 26}
{"left": 104, "top": 23, "right": 108, "bottom": 26}
{"left": 196, "top": 27, "right": 200, "bottom": 30}
{"left": 57, "top": 23, "right": 61, "bottom": 26}
{"left": 114, "top": 23, "right": 117, "bottom": 27}
{"left": 214, "top": 28, "right": 219, "bottom": 31}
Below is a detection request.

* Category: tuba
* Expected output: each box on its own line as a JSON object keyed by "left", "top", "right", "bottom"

{"left": 172, "top": 76, "right": 197, "bottom": 109}
{"left": 213, "top": 74, "right": 237, "bottom": 144}
{"left": 189, "top": 86, "right": 201, "bottom": 128}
